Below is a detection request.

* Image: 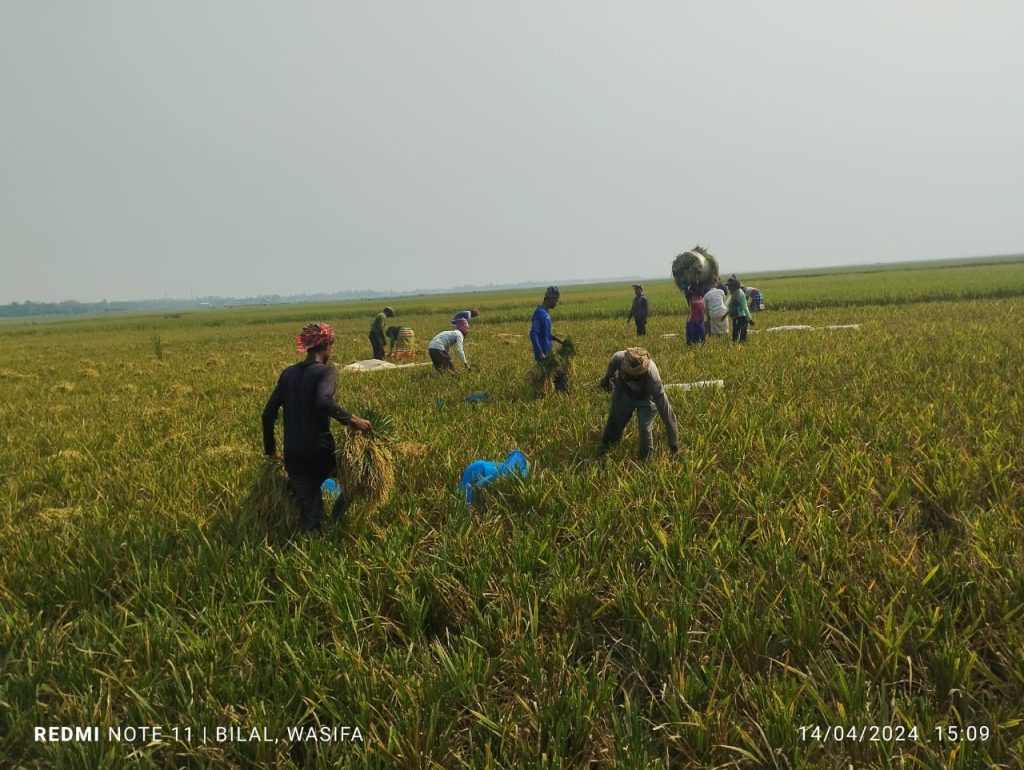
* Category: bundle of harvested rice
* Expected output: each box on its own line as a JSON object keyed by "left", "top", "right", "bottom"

{"left": 528, "top": 352, "right": 560, "bottom": 396}
{"left": 529, "top": 338, "right": 577, "bottom": 395}
{"left": 242, "top": 458, "right": 299, "bottom": 529}
{"left": 557, "top": 337, "right": 577, "bottom": 371}
{"left": 671, "top": 245, "right": 720, "bottom": 294}
{"left": 335, "top": 409, "right": 396, "bottom": 511}
{"left": 554, "top": 338, "right": 577, "bottom": 391}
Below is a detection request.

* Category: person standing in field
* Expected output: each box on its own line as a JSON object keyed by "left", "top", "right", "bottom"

{"left": 530, "top": 286, "right": 562, "bottom": 362}
{"left": 685, "top": 287, "right": 706, "bottom": 345}
{"left": 262, "top": 322, "right": 372, "bottom": 533}
{"left": 626, "top": 284, "right": 649, "bottom": 336}
{"left": 369, "top": 306, "right": 395, "bottom": 360}
{"left": 703, "top": 283, "right": 728, "bottom": 336}
{"left": 428, "top": 317, "right": 471, "bottom": 373}
{"left": 451, "top": 309, "right": 480, "bottom": 325}
{"left": 727, "top": 275, "right": 753, "bottom": 342}
{"left": 597, "top": 347, "right": 679, "bottom": 460}
{"left": 745, "top": 285, "right": 766, "bottom": 312}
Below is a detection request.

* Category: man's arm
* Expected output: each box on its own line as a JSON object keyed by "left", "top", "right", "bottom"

{"left": 454, "top": 334, "right": 468, "bottom": 367}
{"left": 261, "top": 377, "right": 285, "bottom": 456}
{"left": 315, "top": 367, "right": 353, "bottom": 426}
{"left": 600, "top": 351, "right": 624, "bottom": 390}
{"left": 529, "top": 310, "right": 545, "bottom": 361}
{"left": 647, "top": 367, "right": 679, "bottom": 450}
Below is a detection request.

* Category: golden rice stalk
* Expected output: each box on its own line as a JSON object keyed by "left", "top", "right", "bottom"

{"left": 557, "top": 337, "right": 578, "bottom": 360}
{"left": 242, "top": 458, "right": 299, "bottom": 529}
{"left": 528, "top": 362, "right": 555, "bottom": 396}
{"left": 336, "top": 409, "right": 396, "bottom": 511}
{"left": 394, "top": 441, "right": 428, "bottom": 459}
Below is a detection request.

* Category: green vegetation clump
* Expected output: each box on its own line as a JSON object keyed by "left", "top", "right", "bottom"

{"left": 1, "top": 260, "right": 1024, "bottom": 767}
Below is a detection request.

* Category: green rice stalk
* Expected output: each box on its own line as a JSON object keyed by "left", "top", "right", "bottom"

{"left": 242, "top": 458, "right": 298, "bottom": 529}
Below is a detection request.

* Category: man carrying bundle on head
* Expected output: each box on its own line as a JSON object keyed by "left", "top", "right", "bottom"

{"left": 428, "top": 317, "right": 471, "bottom": 373}
{"left": 262, "top": 322, "right": 372, "bottom": 533}
{"left": 530, "top": 286, "right": 562, "bottom": 362}
{"left": 597, "top": 347, "right": 679, "bottom": 460}
{"left": 369, "top": 306, "right": 395, "bottom": 360}
{"left": 451, "top": 308, "right": 480, "bottom": 325}
{"left": 626, "top": 284, "right": 649, "bottom": 336}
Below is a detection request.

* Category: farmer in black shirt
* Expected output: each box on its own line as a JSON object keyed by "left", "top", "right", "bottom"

{"left": 262, "top": 322, "right": 371, "bottom": 532}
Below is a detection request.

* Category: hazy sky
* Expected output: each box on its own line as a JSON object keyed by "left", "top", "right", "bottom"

{"left": 2, "top": 1, "right": 1022, "bottom": 303}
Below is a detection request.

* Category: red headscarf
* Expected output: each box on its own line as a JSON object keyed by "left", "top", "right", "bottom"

{"left": 296, "top": 322, "right": 335, "bottom": 353}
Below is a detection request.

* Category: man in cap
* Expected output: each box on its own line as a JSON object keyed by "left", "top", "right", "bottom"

{"left": 263, "top": 322, "right": 372, "bottom": 533}
{"left": 626, "top": 284, "right": 649, "bottom": 336}
{"left": 369, "top": 306, "right": 396, "bottom": 360}
{"left": 530, "top": 286, "right": 562, "bottom": 362}
{"left": 597, "top": 347, "right": 679, "bottom": 460}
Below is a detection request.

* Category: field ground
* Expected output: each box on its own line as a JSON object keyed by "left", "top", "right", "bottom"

{"left": 2, "top": 259, "right": 1023, "bottom": 768}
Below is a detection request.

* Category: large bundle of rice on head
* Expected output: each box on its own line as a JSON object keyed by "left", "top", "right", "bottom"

{"left": 335, "top": 409, "right": 396, "bottom": 512}
{"left": 243, "top": 458, "right": 299, "bottom": 530}
{"left": 671, "top": 245, "right": 720, "bottom": 294}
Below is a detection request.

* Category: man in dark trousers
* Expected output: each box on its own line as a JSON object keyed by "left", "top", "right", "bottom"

{"left": 369, "top": 306, "right": 395, "bottom": 360}
{"left": 597, "top": 347, "right": 679, "bottom": 460}
{"left": 626, "top": 284, "right": 649, "bottom": 336}
{"left": 263, "top": 322, "right": 371, "bottom": 533}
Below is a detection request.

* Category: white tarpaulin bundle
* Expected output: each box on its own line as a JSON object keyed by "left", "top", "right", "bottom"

{"left": 765, "top": 324, "right": 861, "bottom": 332}
{"left": 343, "top": 360, "right": 431, "bottom": 372}
{"left": 665, "top": 380, "right": 725, "bottom": 391}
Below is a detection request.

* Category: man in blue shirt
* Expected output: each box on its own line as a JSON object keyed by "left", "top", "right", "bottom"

{"left": 530, "top": 286, "right": 562, "bottom": 362}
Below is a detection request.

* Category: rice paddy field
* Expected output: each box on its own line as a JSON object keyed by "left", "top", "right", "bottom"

{"left": 2, "top": 258, "right": 1024, "bottom": 769}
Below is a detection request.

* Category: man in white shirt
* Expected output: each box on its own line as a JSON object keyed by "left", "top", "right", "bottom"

{"left": 703, "top": 284, "right": 728, "bottom": 336}
{"left": 428, "top": 318, "right": 471, "bottom": 373}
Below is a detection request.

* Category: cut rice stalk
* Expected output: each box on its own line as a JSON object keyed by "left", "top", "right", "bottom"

{"left": 335, "top": 409, "right": 396, "bottom": 511}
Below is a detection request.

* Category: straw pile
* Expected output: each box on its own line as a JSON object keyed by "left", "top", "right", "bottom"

{"left": 671, "top": 245, "right": 720, "bottom": 294}
{"left": 242, "top": 458, "right": 299, "bottom": 529}
{"left": 335, "top": 409, "right": 396, "bottom": 511}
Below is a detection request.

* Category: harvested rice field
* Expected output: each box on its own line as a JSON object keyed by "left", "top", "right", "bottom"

{"left": 2, "top": 258, "right": 1023, "bottom": 768}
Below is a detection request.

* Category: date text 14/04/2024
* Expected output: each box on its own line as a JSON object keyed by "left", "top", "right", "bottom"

{"left": 799, "top": 725, "right": 991, "bottom": 743}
